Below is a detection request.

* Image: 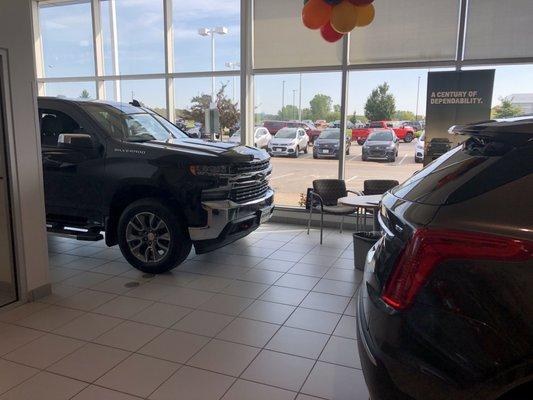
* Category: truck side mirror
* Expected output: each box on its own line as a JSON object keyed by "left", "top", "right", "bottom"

{"left": 58, "top": 133, "right": 95, "bottom": 149}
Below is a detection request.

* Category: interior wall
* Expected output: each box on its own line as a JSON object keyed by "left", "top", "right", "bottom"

{"left": 0, "top": 0, "right": 50, "bottom": 299}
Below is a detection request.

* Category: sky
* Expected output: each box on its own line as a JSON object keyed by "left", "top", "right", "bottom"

{"left": 40, "top": 0, "right": 533, "bottom": 117}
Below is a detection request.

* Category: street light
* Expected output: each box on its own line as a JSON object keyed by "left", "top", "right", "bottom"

{"left": 198, "top": 26, "right": 229, "bottom": 102}
{"left": 415, "top": 76, "right": 421, "bottom": 121}
{"left": 225, "top": 61, "right": 240, "bottom": 102}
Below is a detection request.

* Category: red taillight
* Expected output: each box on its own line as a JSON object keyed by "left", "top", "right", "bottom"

{"left": 381, "top": 229, "right": 533, "bottom": 310}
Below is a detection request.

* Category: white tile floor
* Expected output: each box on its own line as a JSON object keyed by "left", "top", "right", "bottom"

{"left": 0, "top": 223, "right": 369, "bottom": 400}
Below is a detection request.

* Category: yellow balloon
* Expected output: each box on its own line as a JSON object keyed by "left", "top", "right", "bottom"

{"left": 355, "top": 3, "right": 375, "bottom": 27}
{"left": 330, "top": 1, "right": 358, "bottom": 34}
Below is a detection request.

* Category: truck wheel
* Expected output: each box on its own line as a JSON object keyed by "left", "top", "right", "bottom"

{"left": 117, "top": 198, "right": 191, "bottom": 274}
{"left": 404, "top": 133, "right": 414, "bottom": 143}
{"left": 304, "top": 145, "right": 308, "bottom": 154}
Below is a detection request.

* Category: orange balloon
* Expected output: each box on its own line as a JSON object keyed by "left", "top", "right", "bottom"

{"left": 355, "top": 3, "right": 375, "bottom": 27}
{"left": 302, "top": 0, "right": 333, "bottom": 30}
{"left": 330, "top": 1, "right": 358, "bottom": 34}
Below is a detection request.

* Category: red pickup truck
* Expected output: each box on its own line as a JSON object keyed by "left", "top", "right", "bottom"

{"left": 352, "top": 121, "right": 415, "bottom": 145}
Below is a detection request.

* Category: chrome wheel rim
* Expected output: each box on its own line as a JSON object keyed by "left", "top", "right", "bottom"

{"left": 126, "top": 212, "right": 171, "bottom": 263}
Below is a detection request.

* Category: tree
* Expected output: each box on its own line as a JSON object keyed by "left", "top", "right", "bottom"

{"left": 182, "top": 83, "right": 239, "bottom": 130}
{"left": 364, "top": 83, "right": 396, "bottom": 121}
{"left": 492, "top": 96, "right": 523, "bottom": 119}
{"left": 79, "top": 89, "right": 90, "bottom": 99}
{"left": 394, "top": 110, "right": 416, "bottom": 121}
{"left": 310, "top": 94, "right": 332, "bottom": 121}
{"left": 278, "top": 105, "right": 299, "bottom": 120}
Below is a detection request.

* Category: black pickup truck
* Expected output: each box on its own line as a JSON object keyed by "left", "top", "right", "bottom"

{"left": 39, "top": 97, "right": 274, "bottom": 273}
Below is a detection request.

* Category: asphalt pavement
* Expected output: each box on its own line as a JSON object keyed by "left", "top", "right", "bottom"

{"left": 269, "top": 141, "right": 422, "bottom": 206}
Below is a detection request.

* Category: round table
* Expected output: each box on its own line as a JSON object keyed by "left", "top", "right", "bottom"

{"left": 338, "top": 194, "right": 382, "bottom": 230}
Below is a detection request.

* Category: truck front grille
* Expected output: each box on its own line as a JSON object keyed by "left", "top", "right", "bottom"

{"left": 230, "top": 180, "right": 269, "bottom": 203}
{"left": 232, "top": 159, "right": 270, "bottom": 174}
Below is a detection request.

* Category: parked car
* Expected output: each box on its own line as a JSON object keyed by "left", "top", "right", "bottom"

{"left": 268, "top": 127, "right": 309, "bottom": 158}
{"left": 353, "top": 121, "right": 415, "bottom": 145}
{"left": 263, "top": 120, "right": 287, "bottom": 135}
{"left": 228, "top": 127, "right": 272, "bottom": 149}
{"left": 427, "top": 137, "right": 452, "bottom": 160}
{"left": 358, "top": 117, "right": 533, "bottom": 400}
{"left": 39, "top": 97, "right": 274, "bottom": 274}
{"left": 415, "top": 131, "right": 425, "bottom": 163}
{"left": 402, "top": 120, "right": 423, "bottom": 132}
{"left": 312, "top": 128, "right": 351, "bottom": 159}
{"left": 315, "top": 119, "right": 328, "bottom": 129}
{"left": 361, "top": 129, "right": 399, "bottom": 162}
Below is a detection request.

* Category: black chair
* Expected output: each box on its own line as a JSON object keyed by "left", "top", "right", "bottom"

{"left": 362, "top": 180, "right": 399, "bottom": 195}
{"left": 306, "top": 179, "right": 358, "bottom": 244}
{"left": 355, "top": 180, "right": 400, "bottom": 229}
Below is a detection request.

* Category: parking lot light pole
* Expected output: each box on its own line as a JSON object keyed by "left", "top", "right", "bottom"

{"left": 198, "top": 26, "right": 229, "bottom": 102}
{"left": 292, "top": 89, "right": 297, "bottom": 120}
{"left": 281, "top": 80, "right": 286, "bottom": 120}
{"left": 415, "top": 76, "right": 421, "bottom": 120}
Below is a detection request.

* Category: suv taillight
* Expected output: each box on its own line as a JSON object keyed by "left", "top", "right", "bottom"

{"left": 382, "top": 229, "right": 533, "bottom": 310}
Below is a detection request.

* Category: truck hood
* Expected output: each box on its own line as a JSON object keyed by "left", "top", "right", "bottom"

{"left": 124, "top": 137, "right": 268, "bottom": 163}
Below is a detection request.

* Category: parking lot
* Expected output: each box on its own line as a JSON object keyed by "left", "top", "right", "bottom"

{"left": 269, "top": 141, "right": 421, "bottom": 206}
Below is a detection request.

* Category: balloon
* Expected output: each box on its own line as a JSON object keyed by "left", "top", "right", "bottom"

{"left": 330, "top": 1, "right": 358, "bottom": 34}
{"left": 302, "top": 0, "right": 333, "bottom": 30}
{"left": 355, "top": 3, "right": 375, "bottom": 27}
{"left": 320, "top": 21, "right": 344, "bottom": 42}
{"left": 349, "top": 0, "right": 373, "bottom": 5}
{"left": 324, "top": 0, "right": 343, "bottom": 4}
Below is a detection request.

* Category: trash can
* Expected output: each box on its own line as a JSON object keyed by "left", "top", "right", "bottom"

{"left": 353, "top": 231, "right": 382, "bottom": 271}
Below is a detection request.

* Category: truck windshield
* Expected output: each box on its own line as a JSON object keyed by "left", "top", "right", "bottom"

{"left": 83, "top": 104, "right": 188, "bottom": 142}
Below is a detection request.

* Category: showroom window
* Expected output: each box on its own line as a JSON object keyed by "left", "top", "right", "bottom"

{"left": 38, "top": 0, "right": 95, "bottom": 78}
{"left": 255, "top": 72, "right": 341, "bottom": 207}
{"left": 174, "top": 76, "right": 240, "bottom": 138}
{"left": 44, "top": 81, "right": 97, "bottom": 99}
{"left": 172, "top": 0, "right": 240, "bottom": 73}
{"left": 100, "top": 0, "right": 165, "bottom": 75}
{"left": 118, "top": 79, "right": 167, "bottom": 116}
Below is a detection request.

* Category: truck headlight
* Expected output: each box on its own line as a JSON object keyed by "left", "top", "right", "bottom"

{"left": 189, "top": 165, "right": 231, "bottom": 176}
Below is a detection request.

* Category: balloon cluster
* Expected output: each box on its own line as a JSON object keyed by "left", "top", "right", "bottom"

{"left": 302, "top": 0, "right": 375, "bottom": 43}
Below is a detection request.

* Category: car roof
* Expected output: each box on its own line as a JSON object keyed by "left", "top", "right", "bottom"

{"left": 38, "top": 97, "right": 152, "bottom": 115}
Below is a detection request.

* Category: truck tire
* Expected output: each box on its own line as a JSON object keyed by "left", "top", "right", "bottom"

{"left": 303, "top": 145, "right": 308, "bottom": 154}
{"left": 404, "top": 133, "right": 414, "bottom": 143}
{"left": 117, "top": 198, "right": 191, "bottom": 274}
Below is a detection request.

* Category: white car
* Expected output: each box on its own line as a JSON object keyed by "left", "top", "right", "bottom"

{"left": 415, "top": 131, "right": 425, "bottom": 163}
{"left": 268, "top": 127, "right": 309, "bottom": 158}
{"left": 228, "top": 127, "right": 272, "bottom": 149}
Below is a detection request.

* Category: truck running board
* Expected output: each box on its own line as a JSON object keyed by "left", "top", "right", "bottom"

{"left": 47, "top": 226, "right": 104, "bottom": 242}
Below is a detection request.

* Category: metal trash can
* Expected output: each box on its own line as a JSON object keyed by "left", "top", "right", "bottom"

{"left": 353, "top": 231, "right": 382, "bottom": 271}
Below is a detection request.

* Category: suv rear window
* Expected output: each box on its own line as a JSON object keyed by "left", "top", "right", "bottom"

{"left": 391, "top": 138, "right": 533, "bottom": 205}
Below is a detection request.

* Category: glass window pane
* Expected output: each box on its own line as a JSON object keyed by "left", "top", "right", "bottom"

{"left": 174, "top": 77, "right": 240, "bottom": 139}
{"left": 253, "top": 0, "right": 342, "bottom": 69}
{"left": 101, "top": 0, "right": 165, "bottom": 75}
{"left": 38, "top": 1, "right": 95, "bottom": 78}
{"left": 464, "top": 0, "right": 533, "bottom": 61}
{"left": 44, "top": 82, "right": 97, "bottom": 100}
{"left": 119, "top": 79, "right": 166, "bottom": 116}
{"left": 349, "top": 0, "right": 460, "bottom": 65}
{"left": 346, "top": 69, "right": 431, "bottom": 193}
{"left": 255, "top": 72, "right": 341, "bottom": 207}
{"left": 173, "top": 0, "right": 240, "bottom": 73}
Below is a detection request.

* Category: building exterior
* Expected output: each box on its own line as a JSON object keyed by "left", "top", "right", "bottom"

{"left": 510, "top": 93, "right": 533, "bottom": 115}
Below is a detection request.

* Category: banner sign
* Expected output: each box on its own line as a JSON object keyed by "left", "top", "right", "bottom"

{"left": 424, "top": 70, "right": 495, "bottom": 165}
